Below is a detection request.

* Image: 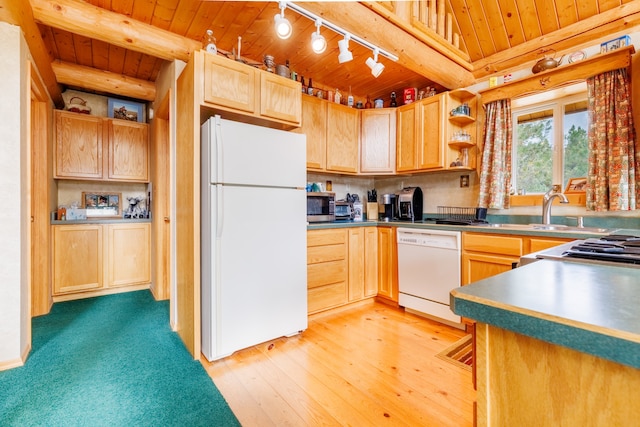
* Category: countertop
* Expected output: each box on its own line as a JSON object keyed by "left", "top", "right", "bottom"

{"left": 451, "top": 260, "right": 640, "bottom": 369}
{"left": 51, "top": 218, "right": 152, "bottom": 225}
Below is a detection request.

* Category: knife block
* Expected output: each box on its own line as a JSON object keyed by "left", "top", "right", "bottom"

{"left": 366, "top": 202, "right": 378, "bottom": 221}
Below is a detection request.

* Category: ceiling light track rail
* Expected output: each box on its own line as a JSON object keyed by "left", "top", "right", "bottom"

{"left": 283, "top": 1, "right": 399, "bottom": 63}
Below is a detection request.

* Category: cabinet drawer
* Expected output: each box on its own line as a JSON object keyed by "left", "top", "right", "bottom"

{"left": 529, "top": 237, "right": 570, "bottom": 253}
{"left": 307, "top": 244, "right": 346, "bottom": 264}
{"left": 307, "top": 259, "right": 347, "bottom": 289}
{"left": 308, "top": 282, "right": 347, "bottom": 313}
{"left": 307, "top": 229, "right": 347, "bottom": 247}
{"left": 464, "top": 233, "right": 524, "bottom": 257}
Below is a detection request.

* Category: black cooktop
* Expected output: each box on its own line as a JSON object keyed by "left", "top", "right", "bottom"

{"left": 564, "top": 234, "right": 640, "bottom": 264}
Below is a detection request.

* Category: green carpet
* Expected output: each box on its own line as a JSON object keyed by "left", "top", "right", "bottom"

{"left": 0, "top": 290, "right": 240, "bottom": 427}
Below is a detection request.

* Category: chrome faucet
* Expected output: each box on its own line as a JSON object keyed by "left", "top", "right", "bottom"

{"left": 542, "top": 186, "right": 569, "bottom": 224}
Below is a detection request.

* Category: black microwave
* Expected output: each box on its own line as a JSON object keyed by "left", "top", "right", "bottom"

{"left": 307, "top": 192, "right": 335, "bottom": 222}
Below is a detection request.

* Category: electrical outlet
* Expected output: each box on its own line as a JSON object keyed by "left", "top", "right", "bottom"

{"left": 460, "top": 175, "right": 469, "bottom": 188}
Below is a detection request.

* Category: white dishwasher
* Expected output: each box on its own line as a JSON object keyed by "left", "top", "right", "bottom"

{"left": 397, "top": 228, "right": 462, "bottom": 327}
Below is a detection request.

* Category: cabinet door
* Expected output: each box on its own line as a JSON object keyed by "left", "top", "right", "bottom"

{"left": 298, "top": 96, "right": 327, "bottom": 170}
{"left": 107, "top": 119, "right": 149, "bottom": 181}
{"left": 348, "top": 228, "right": 365, "bottom": 301}
{"left": 360, "top": 108, "right": 396, "bottom": 174}
{"left": 462, "top": 252, "right": 517, "bottom": 285}
{"left": 396, "top": 103, "right": 417, "bottom": 172}
{"left": 203, "top": 52, "right": 256, "bottom": 113}
{"left": 417, "top": 95, "right": 445, "bottom": 170}
{"left": 54, "top": 110, "right": 103, "bottom": 179}
{"left": 364, "top": 227, "right": 378, "bottom": 297}
{"left": 107, "top": 223, "right": 151, "bottom": 288}
{"left": 326, "top": 103, "right": 359, "bottom": 173}
{"left": 260, "top": 72, "right": 301, "bottom": 125}
{"left": 377, "top": 227, "right": 398, "bottom": 301}
{"left": 52, "top": 224, "right": 103, "bottom": 294}
{"left": 307, "top": 229, "right": 348, "bottom": 313}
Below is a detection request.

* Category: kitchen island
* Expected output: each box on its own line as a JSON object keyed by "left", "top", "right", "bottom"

{"left": 451, "top": 260, "right": 640, "bottom": 426}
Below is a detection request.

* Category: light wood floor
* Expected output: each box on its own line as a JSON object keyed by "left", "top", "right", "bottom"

{"left": 202, "top": 300, "right": 476, "bottom": 426}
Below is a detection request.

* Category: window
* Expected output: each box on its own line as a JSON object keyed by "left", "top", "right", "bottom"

{"left": 512, "top": 88, "right": 589, "bottom": 194}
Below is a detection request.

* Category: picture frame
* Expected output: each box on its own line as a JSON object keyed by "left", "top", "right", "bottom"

{"left": 107, "top": 98, "right": 144, "bottom": 123}
{"left": 82, "top": 192, "right": 121, "bottom": 218}
{"left": 565, "top": 177, "right": 587, "bottom": 194}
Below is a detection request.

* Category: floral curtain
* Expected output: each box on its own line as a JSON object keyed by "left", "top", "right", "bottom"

{"left": 478, "top": 99, "right": 512, "bottom": 209}
{"left": 586, "top": 69, "right": 639, "bottom": 211}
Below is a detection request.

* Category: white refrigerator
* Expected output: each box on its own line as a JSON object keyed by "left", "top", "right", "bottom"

{"left": 201, "top": 115, "right": 308, "bottom": 362}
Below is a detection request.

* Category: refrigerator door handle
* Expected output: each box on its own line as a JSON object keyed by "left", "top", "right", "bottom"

{"left": 214, "top": 115, "right": 224, "bottom": 183}
{"left": 216, "top": 185, "right": 224, "bottom": 239}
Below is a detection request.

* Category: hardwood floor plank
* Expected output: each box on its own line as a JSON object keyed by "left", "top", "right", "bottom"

{"left": 204, "top": 302, "right": 475, "bottom": 426}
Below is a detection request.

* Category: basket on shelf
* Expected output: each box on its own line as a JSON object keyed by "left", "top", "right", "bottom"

{"left": 66, "top": 96, "right": 91, "bottom": 114}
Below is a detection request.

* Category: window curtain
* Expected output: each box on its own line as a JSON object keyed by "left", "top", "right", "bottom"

{"left": 478, "top": 99, "right": 512, "bottom": 209}
{"left": 586, "top": 69, "right": 639, "bottom": 211}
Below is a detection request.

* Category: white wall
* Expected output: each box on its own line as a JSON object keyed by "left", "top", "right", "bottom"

{"left": 0, "top": 22, "right": 29, "bottom": 367}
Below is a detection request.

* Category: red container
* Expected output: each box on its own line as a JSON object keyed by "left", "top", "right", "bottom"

{"left": 403, "top": 88, "right": 417, "bottom": 104}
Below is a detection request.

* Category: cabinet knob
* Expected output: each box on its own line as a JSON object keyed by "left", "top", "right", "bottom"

{"left": 164, "top": 217, "right": 170, "bottom": 222}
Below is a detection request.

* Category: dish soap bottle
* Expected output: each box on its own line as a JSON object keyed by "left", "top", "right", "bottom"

{"left": 204, "top": 29, "right": 217, "bottom": 55}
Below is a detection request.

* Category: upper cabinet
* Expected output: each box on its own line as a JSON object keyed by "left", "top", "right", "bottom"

{"left": 326, "top": 102, "right": 359, "bottom": 174}
{"left": 54, "top": 110, "right": 149, "bottom": 182}
{"left": 396, "top": 90, "right": 479, "bottom": 173}
{"left": 202, "top": 51, "right": 301, "bottom": 128}
{"left": 301, "top": 95, "right": 359, "bottom": 174}
{"left": 396, "top": 94, "right": 445, "bottom": 172}
{"left": 360, "top": 108, "right": 396, "bottom": 174}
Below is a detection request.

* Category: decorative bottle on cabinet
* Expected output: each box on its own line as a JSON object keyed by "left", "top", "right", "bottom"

{"left": 204, "top": 30, "right": 217, "bottom": 54}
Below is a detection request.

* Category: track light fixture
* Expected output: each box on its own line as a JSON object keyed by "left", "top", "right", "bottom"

{"left": 337, "top": 34, "right": 353, "bottom": 64}
{"left": 310, "top": 19, "right": 326, "bottom": 54}
{"left": 366, "top": 48, "right": 385, "bottom": 78}
{"left": 274, "top": 1, "right": 292, "bottom": 40}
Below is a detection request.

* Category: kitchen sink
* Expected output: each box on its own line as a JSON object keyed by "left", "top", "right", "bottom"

{"left": 479, "top": 223, "right": 615, "bottom": 234}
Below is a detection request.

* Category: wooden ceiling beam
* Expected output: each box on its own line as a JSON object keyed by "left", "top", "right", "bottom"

{"left": 29, "top": 0, "right": 201, "bottom": 63}
{"left": 472, "top": 2, "right": 640, "bottom": 79}
{"left": 52, "top": 60, "right": 156, "bottom": 101}
{"left": 297, "top": 2, "right": 474, "bottom": 89}
{"left": 1, "top": 0, "right": 64, "bottom": 108}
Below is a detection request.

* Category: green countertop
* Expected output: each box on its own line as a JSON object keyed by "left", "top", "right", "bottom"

{"left": 451, "top": 260, "right": 640, "bottom": 369}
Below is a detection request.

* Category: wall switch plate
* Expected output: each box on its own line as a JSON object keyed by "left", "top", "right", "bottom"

{"left": 460, "top": 175, "right": 470, "bottom": 188}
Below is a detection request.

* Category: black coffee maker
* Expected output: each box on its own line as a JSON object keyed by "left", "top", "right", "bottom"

{"left": 381, "top": 193, "right": 396, "bottom": 221}
{"left": 396, "top": 187, "right": 423, "bottom": 221}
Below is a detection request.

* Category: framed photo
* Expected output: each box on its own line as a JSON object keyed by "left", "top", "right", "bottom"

{"left": 565, "top": 177, "right": 587, "bottom": 194}
{"left": 107, "top": 98, "right": 144, "bottom": 122}
{"left": 82, "top": 192, "right": 121, "bottom": 218}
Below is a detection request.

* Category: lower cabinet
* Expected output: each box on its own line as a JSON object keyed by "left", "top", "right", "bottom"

{"left": 52, "top": 222, "right": 151, "bottom": 299}
{"left": 307, "top": 227, "right": 378, "bottom": 314}
{"left": 377, "top": 226, "right": 398, "bottom": 303}
{"left": 462, "top": 232, "right": 570, "bottom": 284}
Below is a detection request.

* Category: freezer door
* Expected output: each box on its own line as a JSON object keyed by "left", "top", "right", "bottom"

{"left": 202, "top": 184, "right": 308, "bottom": 361}
{"left": 202, "top": 116, "right": 306, "bottom": 188}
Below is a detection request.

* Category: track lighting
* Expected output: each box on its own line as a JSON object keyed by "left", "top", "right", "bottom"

{"left": 366, "top": 48, "right": 385, "bottom": 78}
{"left": 337, "top": 34, "right": 353, "bottom": 64}
{"left": 274, "top": 1, "right": 292, "bottom": 40}
{"left": 310, "top": 19, "right": 326, "bottom": 54}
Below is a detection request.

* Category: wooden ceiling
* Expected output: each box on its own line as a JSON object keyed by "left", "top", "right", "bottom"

{"left": 17, "top": 0, "right": 640, "bottom": 107}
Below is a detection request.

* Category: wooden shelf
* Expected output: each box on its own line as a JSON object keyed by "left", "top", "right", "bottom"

{"left": 448, "top": 114, "right": 475, "bottom": 125}
{"left": 448, "top": 140, "right": 474, "bottom": 149}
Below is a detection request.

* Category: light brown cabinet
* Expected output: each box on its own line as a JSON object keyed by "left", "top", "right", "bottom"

{"left": 307, "top": 227, "right": 378, "bottom": 314}
{"left": 52, "top": 223, "right": 151, "bottom": 300}
{"left": 462, "top": 232, "right": 570, "bottom": 285}
{"left": 298, "top": 95, "right": 327, "bottom": 170}
{"left": 52, "top": 224, "right": 103, "bottom": 295}
{"left": 326, "top": 102, "right": 360, "bottom": 173}
{"left": 360, "top": 108, "right": 396, "bottom": 174}
{"left": 54, "top": 110, "right": 149, "bottom": 182}
{"left": 377, "top": 226, "right": 398, "bottom": 302}
{"left": 202, "top": 51, "right": 301, "bottom": 127}
{"left": 396, "top": 94, "right": 445, "bottom": 172}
